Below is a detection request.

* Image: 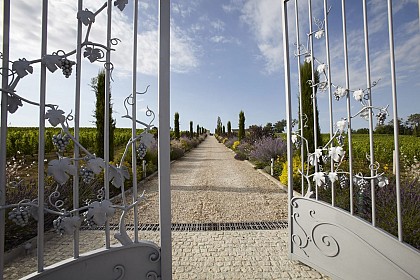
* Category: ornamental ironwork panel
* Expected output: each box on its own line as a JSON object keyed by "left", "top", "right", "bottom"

{"left": 0, "top": 1, "right": 167, "bottom": 279}
{"left": 281, "top": 0, "right": 420, "bottom": 279}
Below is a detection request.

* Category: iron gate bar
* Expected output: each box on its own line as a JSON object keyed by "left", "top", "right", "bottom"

{"left": 387, "top": 0, "right": 403, "bottom": 241}
{"left": 308, "top": 0, "right": 320, "bottom": 201}
{"left": 73, "top": 0, "right": 83, "bottom": 259}
{"left": 341, "top": 0, "right": 354, "bottom": 215}
{"left": 0, "top": 0, "right": 10, "bottom": 278}
{"left": 104, "top": 0, "right": 112, "bottom": 250}
{"left": 362, "top": 0, "right": 377, "bottom": 227}
{"left": 37, "top": 0, "right": 48, "bottom": 272}
{"left": 131, "top": 0, "right": 139, "bottom": 244}
{"left": 294, "top": 0, "right": 305, "bottom": 196}
{"left": 323, "top": 0, "right": 335, "bottom": 206}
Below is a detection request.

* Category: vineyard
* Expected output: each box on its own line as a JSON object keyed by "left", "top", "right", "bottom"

{"left": 6, "top": 127, "right": 142, "bottom": 157}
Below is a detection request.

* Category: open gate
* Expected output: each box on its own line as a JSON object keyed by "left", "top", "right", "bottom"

{"left": 0, "top": 0, "right": 172, "bottom": 279}
{"left": 281, "top": 0, "right": 420, "bottom": 279}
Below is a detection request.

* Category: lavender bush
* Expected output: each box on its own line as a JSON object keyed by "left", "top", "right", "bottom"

{"left": 234, "top": 142, "right": 253, "bottom": 161}
{"left": 224, "top": 137, "right": 238, "bottom": 149}
{"left": 249, "top": 137, "right": 286, "bottom": 167}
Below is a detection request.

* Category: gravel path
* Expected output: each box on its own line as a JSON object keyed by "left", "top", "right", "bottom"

{"left": 113, "top": 135, "right": 288, "bottom": 224}
{"left": 4, "top": 136, "right": 331, "bottom": 279}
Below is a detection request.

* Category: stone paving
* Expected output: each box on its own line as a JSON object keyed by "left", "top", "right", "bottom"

{"left": 4, "top": 229, "right": 328, "bottom": 279}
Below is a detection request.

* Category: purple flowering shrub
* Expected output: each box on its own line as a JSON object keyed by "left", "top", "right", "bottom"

{"left": 234, "top": 142, "right": 253, "bottom": 161}
{"left": 249, "top": 137, "right": 286, "bottom": 168}
{"left": 375, "top": 178, "right": 420, "bottom": 249}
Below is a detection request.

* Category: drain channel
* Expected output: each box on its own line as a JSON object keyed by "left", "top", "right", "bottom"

{"left": 80, "top": 221, "right": 288, "bottom": 232}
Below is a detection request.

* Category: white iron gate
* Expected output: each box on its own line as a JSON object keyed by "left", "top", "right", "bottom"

{"left": 281, "top": 0, "right": 420, "bottom": 279}
{"left": 0, "top": 0, "right": 172, "bottom": 279}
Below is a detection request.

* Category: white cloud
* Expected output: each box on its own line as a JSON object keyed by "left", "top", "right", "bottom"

{"left": 210, "top": 19, "right": 226, "bottom": 32}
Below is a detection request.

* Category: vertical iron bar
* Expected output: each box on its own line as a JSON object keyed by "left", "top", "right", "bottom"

{"left": 73, "top": 0, "right": 83, "bottom": 258}
{"left": 282, "top": 0, "right": 293, "bottom": 256}
{"left": 324, "top": 0, "right": 335, "bottom": 207}
{"left": 294, "top": 0, "right": 304, "bottom": 196}
{"left": 132, "top": 0, "right": 139, "bottom": 243}
{"left": 341, "top": 0, "right": 354, "bottom": 215}
{"left": 104, "top": 0, "right": 112, "bottom": 249}
{"left": 0, "top": 1, "right": 10, "bottom": 278}
{"left": 308, "top": 0, "right": 319, "bottom": 200}
{"left": 387, "top": 0, "right": 403, "bottom": 241}
{"left": 37, "top": 0, "right": 48, "bottom": 272}
{"left": 362, "top": 0, "right": 376, "bottom": 226}
{"left": 158, "top": 0, "right": 172, "bottom": 278}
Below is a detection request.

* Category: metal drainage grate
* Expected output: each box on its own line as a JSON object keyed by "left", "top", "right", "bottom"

{"left": 80, "top": 221, "right": 288, "bottom": 232}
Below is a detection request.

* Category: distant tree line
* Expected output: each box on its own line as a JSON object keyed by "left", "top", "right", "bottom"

{"left": 353, "top": 114, "right": 420, "bottom": 136}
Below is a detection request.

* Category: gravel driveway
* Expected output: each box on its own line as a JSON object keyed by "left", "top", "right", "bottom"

{"left": 113, "top": 135, "right": 288, "bottom": 224}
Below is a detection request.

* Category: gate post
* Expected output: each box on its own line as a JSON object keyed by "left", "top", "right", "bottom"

{"left": 281, "top": 0, "right": 293, "bottom": 257}
{"left": 158, "top": 0, "right": 172, "bottom": 278}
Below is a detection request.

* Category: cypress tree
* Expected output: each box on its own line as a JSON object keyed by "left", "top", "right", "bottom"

{"left": 238, "top": 110, "right": 245, "bottom": 141}
{"left": 300, "top": 62, "right": 322, "bottom": 155}
{"left": 196, "top": 124, "right": 200, "bottom": 138}
{"left": 92, "top": 69, "right": 116, "bottom": 161}
{"left": 216, "top": 116, "right": 222, "bottom": 135}
{"left": 190, "top": 121, "right": 193, "bottom": 139}
{"left": 227, "top": 121, "right": 231, "bottom": 137}
{"left": 174, "top": 112, "right": 180, "bottom": 140}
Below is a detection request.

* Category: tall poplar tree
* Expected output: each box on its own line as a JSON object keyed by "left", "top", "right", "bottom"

{"left": 238, "top": 110, "right": 245, "bottom": 141}
{"left": 190, "top": 121, "right": 193, "bottom": 139}
{"left": 174, "top": 112, "right": 180, "bottom": 140}
{"left": 92, "top": 69, "right": 116, "bottom": 161}
{"left": 227, "top": 121, "right": 232, "bottom": 137}
{"left": 300, "top": 62, "right": 322, "bottom": 155}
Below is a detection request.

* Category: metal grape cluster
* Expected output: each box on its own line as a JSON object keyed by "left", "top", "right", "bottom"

{"left": 52, "top": 133, "right": 71, "bottom": 152}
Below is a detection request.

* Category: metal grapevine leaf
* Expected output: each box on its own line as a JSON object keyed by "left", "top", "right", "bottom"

{"left": 45, "top": 108, "right": 66, "bottom": 127}
{"left": 329, "top": 146, "right": 344, "bottom": 162}
{"left": 84, "top": 47, "right": 103, "bottom": 63}
{"left": 42, "top": 55, "right": 62, "bottom": 73}
{"left": 86, "top": 200, "right": 115, "bottom": 226}
{"left": 12, "top": 59, "right": 33, "bottom": 78}
{"left": 328, "top": 172, "right": 338, "bottom": 184}
{"left": 87, "top": 157, "right": 105, "bottom": 174}
{"left": 315, "top": 29, "right": 324, "bottom": 39}
{"left": 108, "top": 165, "right": 130, "bottom": 188}
{"left": 140, "top": 132, "right": 155, "bottom": 148}
{"left": 77, "top": 9, "right": 95, "bottom": 26}
{"left": 54, "top": 216, "right": 81, "bottom": 235}
{"left": 336, "top": 120, "right": 347, "bottom": 132}
{"left": 7, "top": 95, "right": 23, "bottom": 114}
{"left": 47, "top": 157, "right": 77, "bottom": 185}
{"left": 114, "top": 0, "right": 128, "bottom": 11}
{"left": 313, "top": 172, "right": 326, "bottom": 187}
{"left": 353, "top": 89, "right": 364, "bottom": 101}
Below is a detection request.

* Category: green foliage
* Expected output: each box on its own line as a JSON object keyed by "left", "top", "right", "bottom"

{"left": 274, "top": 120, "right": 286, "bottom": 133}
{"left": 238, "top": 110, "right": 245, "bottom": 141}
{"left": 189, "top": 121, "right": 193, "bottom": 139}
{"left": 196, "top": 124, "right": 200, "bottom": 138}
{"left": 91, "top": 69, "right": 116, "bottom": 161}
{"left": 299, "top": 62, "right": 322, "bottom": 155}
{"left": 174, "top": 112, "right": 180, "bottom": 140}
{"left": 227, "top": 121, "right": 232, "bottom": 137}
{"left": 216, "top": 116, "right": 222, "bottom": 135}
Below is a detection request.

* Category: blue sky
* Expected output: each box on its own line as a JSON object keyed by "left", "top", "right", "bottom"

{"left": 1, "top": 0, "right": 419, "bottom": 133}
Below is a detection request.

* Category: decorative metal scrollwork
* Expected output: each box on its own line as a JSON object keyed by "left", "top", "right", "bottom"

{"left": 0, "top": 0, "right": 154, "bottom": 246}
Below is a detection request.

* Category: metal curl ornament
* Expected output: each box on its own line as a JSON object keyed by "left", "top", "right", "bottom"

{"left": 110, "top": 38, "right": 121, "bottom": 46}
